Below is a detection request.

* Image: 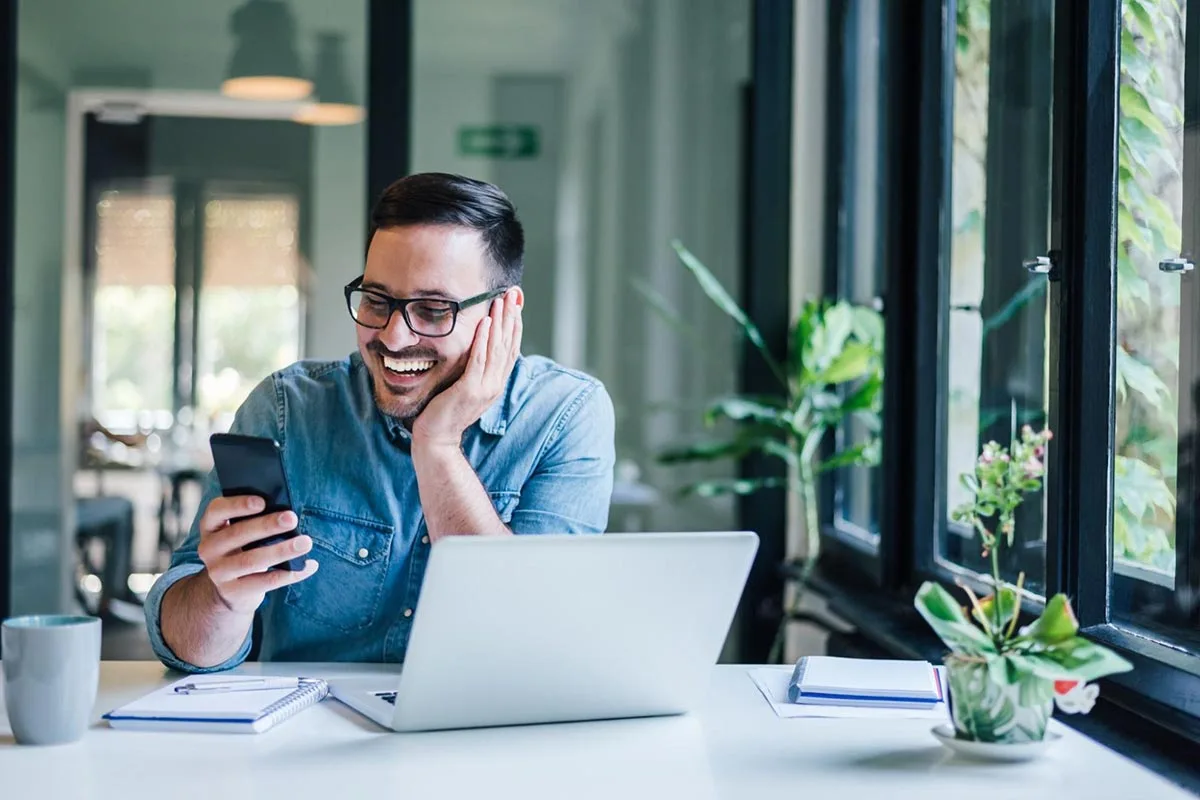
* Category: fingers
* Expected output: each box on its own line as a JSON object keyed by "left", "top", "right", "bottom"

{"left": 200, "top": 495, "right": 267, "bottom": 534}
{"left": 206, "top": 533, "right": 313, "bottom": 583}
{"left": 234, "top": 559, "right": 320, "bottom": 595}
{"left": 203, "top": 510, "right": 299, "bottom": 558}
{"left": 465, "top": 312, "right": 491, "bottom": 380}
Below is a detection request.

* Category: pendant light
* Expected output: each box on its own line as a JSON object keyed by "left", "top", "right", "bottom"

{"left": 221, "top": 0, "right": 313, "bottom": 101}
{"left": 293, "top": 32, "right": 365, "bottom": 126}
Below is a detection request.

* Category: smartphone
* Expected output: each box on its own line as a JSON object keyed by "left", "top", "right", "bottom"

{"left": 209, "top": 433, "right": 306, "bottom": 572}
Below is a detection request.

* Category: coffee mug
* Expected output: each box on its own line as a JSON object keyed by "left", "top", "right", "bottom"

{"left": 2, "top": 615, "right": 101, "bottom": 745}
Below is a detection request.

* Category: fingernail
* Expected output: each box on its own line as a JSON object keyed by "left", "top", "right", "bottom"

{"left": 293, "top": 535, "right": 310, "bottom": 553}
{"left": 249, "top": 497, "right": 265, "bottom": 510}
{"left": 279, "top": 511, "right": 297, "bottom": 526}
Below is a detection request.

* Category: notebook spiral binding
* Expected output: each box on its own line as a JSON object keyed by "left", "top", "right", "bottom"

{"left": 260, "top": 679, "right": 330, "bottom": 725}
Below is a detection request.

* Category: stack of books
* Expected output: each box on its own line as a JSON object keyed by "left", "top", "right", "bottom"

{"left": 787, "top": 656, "right": 943, "bottom": 710}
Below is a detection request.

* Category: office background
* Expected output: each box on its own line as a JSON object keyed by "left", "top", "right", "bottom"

{"left": 2, "top": 0, "right": 1199, "bottom": 787}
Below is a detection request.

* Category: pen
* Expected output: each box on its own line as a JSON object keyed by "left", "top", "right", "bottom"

{"left": 174, "top": 677, "right": 306, "bottom": 695}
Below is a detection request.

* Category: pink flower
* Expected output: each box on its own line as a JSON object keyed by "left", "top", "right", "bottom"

{"left": 1023, "top": 458, "right": 1044, "bottom": 477}
{"left": 1034, "top": 445, "right": 1045, "bottom": 458}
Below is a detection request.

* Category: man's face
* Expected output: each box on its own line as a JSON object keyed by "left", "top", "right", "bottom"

{"left": 356, "top": 225, "right": 496, "bottom": 421}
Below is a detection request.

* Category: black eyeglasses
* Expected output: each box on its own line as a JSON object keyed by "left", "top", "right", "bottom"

{"left": 344, "top": 277, "right": 507, "bottom": 338}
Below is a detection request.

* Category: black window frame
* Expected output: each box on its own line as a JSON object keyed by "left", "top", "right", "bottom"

{"left": 818, "top": 0, "right": 1200, "bottom": 771}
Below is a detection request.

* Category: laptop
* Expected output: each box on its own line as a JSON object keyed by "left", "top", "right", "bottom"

{"left": 331, "top": 530, "right": 758, "bottom": 732}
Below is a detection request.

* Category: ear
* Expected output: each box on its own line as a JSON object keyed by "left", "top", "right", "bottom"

{"left": 507, "top": 286, "right": 525, "bottom": 308}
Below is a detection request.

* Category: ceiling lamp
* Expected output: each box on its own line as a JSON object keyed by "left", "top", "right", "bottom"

{"left": 221, "top": 0, "right": 313, "bottom": 101}
{"left": 293, "top": 32, "right": 365, "bottom": 126}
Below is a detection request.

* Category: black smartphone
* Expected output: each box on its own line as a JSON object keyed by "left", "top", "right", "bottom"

{"left": 209, "top": 433, "right": 306, "bottom": 572}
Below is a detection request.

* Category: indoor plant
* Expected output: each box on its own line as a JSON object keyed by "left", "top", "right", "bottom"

{"left": 652, "top": 241, "right": 883, "bottom": 661}
{"left": 915, "top": 425, "right": 1134, "bottom": 744}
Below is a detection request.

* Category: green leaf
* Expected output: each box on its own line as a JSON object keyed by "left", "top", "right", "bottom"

{"left": 1023, "top": 593, "right": 1078, "bottom": 645}
{"left": 673, "top": 240, "right": 787, "bottom": 387}
{"left": 980, "top": 279, "right": 1047, "bottom": 339}
{"left": 1128, "top": 1, "right": 1159, "bottom": 46}
{"left": 658, "top": 438, "right": 752, "bottom": 465}
{"left": 1022, "top": 639, "right": 1134, "bottom": 682}
{"left": 1115, "top": 346, "right": 1171, "bottom": 412}
{"left": 819, "top": 340, "right": 875, "bottom": 385}
{"left": 851, "top": 305, "right": 885, "bottom": 350}
{"left": 971, "top": 586, "right": 1019, "bottom": 633}
{"left": 843, "top": 373, "right": 882, "bottom": 413}
{"left": 682, "top": 476, "right": 789, "bottom": 498}
{"left": 629, "top": 275, "right": 698, "bottom": 342}
{"left": 816, "top": 440, "right": 880, "bottom": 474}
{"left": 1114, "top": 455, "right": 1176, "bottom": 521}
{"left": 914, "top": 582, "right": 997, "bottom": 655}
{"left": 703, "top": 397, "right": 793, "bottom": 430}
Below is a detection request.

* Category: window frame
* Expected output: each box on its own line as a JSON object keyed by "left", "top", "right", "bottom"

{"left": 818, "top": 0, "right": 1200, "bottom": 756}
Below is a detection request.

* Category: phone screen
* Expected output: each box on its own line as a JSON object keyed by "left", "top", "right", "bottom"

{"left": 209, "top": 433, "right": 305, "bottom": 571}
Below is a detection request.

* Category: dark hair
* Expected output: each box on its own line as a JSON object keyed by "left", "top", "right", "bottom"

{"left": 368, "top": 172, "right": 524, "bottom": 287}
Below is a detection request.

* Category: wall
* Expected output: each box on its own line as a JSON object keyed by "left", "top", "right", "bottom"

{"left": 11, "top": 23, "right": 72, "bottom": 614}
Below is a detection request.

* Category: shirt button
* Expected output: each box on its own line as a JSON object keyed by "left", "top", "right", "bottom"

{"left": 403, "top": 608, "right": 413, "bottom": 618}
{"left": 357, "top": 547, "right": 369, "bottom": 559}
{"left": 421, "top": 535, "right": 429, "bottom": 545}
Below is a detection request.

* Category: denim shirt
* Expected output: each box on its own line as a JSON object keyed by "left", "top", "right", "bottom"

{"left": 144, "top": 352, "right": 615, "bottom": 672}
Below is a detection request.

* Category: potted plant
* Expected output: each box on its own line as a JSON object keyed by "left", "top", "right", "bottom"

{"left": 650, "top": 241, "right": 883, "bottom": 661}
{"left": 915, "top": 425, "right": 1133, "bottom": 744}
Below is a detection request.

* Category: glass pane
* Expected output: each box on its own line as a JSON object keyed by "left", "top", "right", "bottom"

{"left": 941, "top": 0, "right": 1054, "bottom": 595}
{"left": 1111, "top": 0, "right": 1199, "bottom": 645}
{"left": 411, "top": 0, "right": 751, "bottom": 538}
{"left": 12, "top": 0, "right": 367, "bottom": 650}
{"left": 831, "top": 0, "right": 885, "bottom": 544}
{"left": 197, "top": 193, "right": 302, "bottom": 427}
{"left": 91, "top": 186, "right": 176, "bottom": 431}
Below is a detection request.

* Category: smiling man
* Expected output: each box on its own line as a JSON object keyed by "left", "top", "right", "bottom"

{"left": 146, "top": 173, "right": 616, "bottom": 671}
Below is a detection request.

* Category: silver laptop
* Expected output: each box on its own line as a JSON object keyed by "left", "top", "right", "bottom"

{"left": 331, "top": 530, "right": 758, "bottom": 732}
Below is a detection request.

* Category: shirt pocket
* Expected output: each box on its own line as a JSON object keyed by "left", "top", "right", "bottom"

{"left": 284, "top": 506, "right": 394, "bottom": 633}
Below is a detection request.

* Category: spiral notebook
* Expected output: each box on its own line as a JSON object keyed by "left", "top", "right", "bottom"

{"left": 103, "top": 675, "right": 329, "bottom": 734}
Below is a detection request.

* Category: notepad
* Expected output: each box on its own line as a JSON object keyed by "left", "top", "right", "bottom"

{"left": 103, "top": 675, "right": 329, "bottom": 734}
{"left": 787, "top": 656, "right": 941, "bottom": 709}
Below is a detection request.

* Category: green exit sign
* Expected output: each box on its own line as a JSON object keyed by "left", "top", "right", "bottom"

{"left": 458, "top": 125, "right": 540, "bottom": 159}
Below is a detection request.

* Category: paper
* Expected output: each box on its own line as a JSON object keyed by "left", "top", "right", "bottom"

{"left": 748, "top": 667, "right": 950, "bottom": 721}
{"left": 107, "top": 675, "right": 311, "bottom": 722}
{"left": 792, "top": 656, "right": 940, "bottom": 700}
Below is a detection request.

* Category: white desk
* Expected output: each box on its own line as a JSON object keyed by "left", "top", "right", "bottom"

{"left": 0, "top": 662, "right": 1191, "bottom": 799}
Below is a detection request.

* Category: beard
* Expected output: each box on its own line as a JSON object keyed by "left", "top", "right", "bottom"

{"left": 366, "top": 341, "right": 463, "bottom": 422}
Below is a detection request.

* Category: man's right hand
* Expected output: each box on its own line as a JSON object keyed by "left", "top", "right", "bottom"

{"left": 196, "top": 495, "right": 319, "bottom": 614}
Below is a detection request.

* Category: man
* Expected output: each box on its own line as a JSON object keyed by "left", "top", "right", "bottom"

{"left": 145, "top": 173, "right": 615, "bottom": 671}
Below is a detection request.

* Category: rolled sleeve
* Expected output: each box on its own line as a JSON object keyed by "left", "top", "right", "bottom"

{"left": 510, "top": 382, "right": 616, "bottom": 535}
{"left": 143, "top": 375, "right": 280, "bottom": 673}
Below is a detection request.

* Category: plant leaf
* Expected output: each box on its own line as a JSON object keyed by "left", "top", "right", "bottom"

{"left": 703, "top": 397, "right": 793, "bottom": 430}
{"left": 816, "top": 440, "right": 880, "bottom": 474}
{"left": 672, "top": 240, "right": 787, "bottom": 387}
{"left": 1019, "top": 639, "right": 1134, "bottom": 682}
{"left": 818, "top": 340, "right": 876, "bottom": 385}
{"left": 914, "top": 582, "right": 997, "bottom": 655}
{"left": 682, "top": 477, "right": 789, "bottom": 498}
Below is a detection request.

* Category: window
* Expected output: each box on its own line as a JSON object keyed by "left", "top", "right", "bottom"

{"left": 91, "top": 186, "right": 176, "bottom": 430}
{"left": 940, "top": 0, "right": 1054, "bottom": 596}
{"left": 1110, "top": 0, "right": 1200, "bottom": 647}
{"left": 198, "top": 192, "right": 302, "bottom": 424}
{"left": 826, "top": 0, "right": 887, "bottom": 549}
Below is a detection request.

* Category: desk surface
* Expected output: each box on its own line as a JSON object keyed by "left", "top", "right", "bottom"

{"left": 0, "top": 661, "right": 1191, "bottom": 799}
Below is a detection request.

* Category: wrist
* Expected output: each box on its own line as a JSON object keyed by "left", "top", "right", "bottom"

{"left": 410, "top": 433, "right": 464, "bottom": 459}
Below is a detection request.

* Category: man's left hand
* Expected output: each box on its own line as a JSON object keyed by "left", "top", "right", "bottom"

{"left": 412, "top": 288, "right": 523, "bottom": 448}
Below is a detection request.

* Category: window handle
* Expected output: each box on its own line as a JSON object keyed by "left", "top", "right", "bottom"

{"left": 1023, "top": 255, "right": 1053, "bottom": 274}
{"left": 1158, "top": 256, "right": 1194, "bottom": 274}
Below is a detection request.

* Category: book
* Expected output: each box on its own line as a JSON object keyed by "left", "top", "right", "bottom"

{"left": 103, "top": 675, "right": 329, "bottom": 734}
{"left": 787, "top": 656, "right": 942, "bottom": 709}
